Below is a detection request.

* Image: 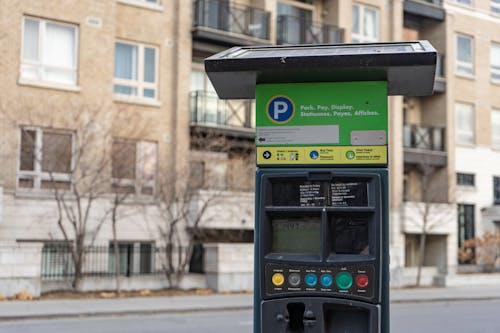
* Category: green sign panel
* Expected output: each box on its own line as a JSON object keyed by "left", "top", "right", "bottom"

{"left": 255, "top": 81, "right": 388, "bottom": 165}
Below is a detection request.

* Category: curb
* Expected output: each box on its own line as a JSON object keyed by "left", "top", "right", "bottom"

{"left": 391, "top": 296, "right": 500, "bottom": 304}
{"left": 0, "top": 305, "right": 253, "bottom": 322}
{"left": 2, "top": 296, "right": 500, "bottom": 322}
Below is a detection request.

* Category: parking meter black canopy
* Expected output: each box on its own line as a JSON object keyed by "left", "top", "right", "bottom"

{"left": 205, "top": 41, "right": 437, "bottom": 98}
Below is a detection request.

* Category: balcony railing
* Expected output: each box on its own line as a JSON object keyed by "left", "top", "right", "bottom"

{"left": 404, "top": 125, "right": 445, "bottom": 151}
{"left": 277, "top": 15, "right": 343, "bottom": 45}
{"left": 193, "top": 0, "right": 270, "bottom": 41}
{"left": 190, "top": 90, "right": 254, "bottom": 129}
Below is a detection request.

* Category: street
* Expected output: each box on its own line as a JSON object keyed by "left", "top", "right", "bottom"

{"left": 0, "top": 299, "right": 499, "bottom": 333}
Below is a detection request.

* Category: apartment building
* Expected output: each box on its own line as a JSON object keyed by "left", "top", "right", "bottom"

{"left": 1, "top": 0, "right": 499, "bottom": 297}
{"left": 0, "top": 0, "right": 193, "bottom": 295}
{"left": 447, "top": 0, "right": 500, "bottom": 264}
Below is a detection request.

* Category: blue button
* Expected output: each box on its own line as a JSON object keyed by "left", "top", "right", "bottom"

{"left": 320, "top": 274, "right": 333, "bottom": 287}
{"left": 305, "top": 273, "right": 318, "bottom": 287}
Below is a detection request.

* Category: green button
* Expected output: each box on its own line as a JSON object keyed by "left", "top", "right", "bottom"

{"left": 335, "top": 272, "right": 353, "bottom": 290}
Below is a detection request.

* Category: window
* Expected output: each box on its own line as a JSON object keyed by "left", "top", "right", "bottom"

{"left": 190, "top": 68, "right": 218, "bottom": 124}
{"left": 18, "top": 127, "right": 73, "bottom": 190}
{"left": 189, "top": 160, "right": 205, "bottom": 189}
{"left": 352, "top": 3, "right": 379, "bottom": 43}
{"left": 493, "top": 0, "right": 500, "bottom": 15}
{"left": 114, "top": 41, "right": 158, "bottom": 100}
{"left": 277, "top": 1, "right": 314, "bottom": 45}
{"left": 455, "top": 34, "right": 474, "bottom": 76}
{"left": 495, "top": 221, "right": 500, "bottom": 232}
{"left": 457, "top": 173, "right": 475, "bottom": 186}
{"left": 452, "top": 0, "right": 473, "bottom": 6}
{"left": 457, "top": 204, "right": 475, "bottom": 249}
{"left": 41, "top": 242, "right": 74, "bottom": 279}
{"left": 493, "top": 109, "right": 500, "bottom": 148}
{"left": 455, "top": 103, "right": 475, "bottom": 145}
{"left": 21, "top": 17, "right": 78, "bottom": 85}
{"left": 494, "top": 177, "right": 500, "bottom": 205}
{"left": 108, "top": 242, "right": 153, "bottom": 276}
{"left": 491, "top": 43, "right": 500, "bottom": 82}
{"left": 112, "top": 139, "right": 157, "bottom": 195}
{"left": 119, "top": 0, "right": 161, "bottom": 6}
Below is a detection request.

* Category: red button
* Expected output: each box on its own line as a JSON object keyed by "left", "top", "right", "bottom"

{"left": 355, "top": 274, "right": 369, "bottom": 288}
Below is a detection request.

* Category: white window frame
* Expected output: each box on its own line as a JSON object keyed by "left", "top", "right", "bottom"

{"left": 277, "top": 0, "right": 315, "bottom": 14}
{"left": 352, "top": 3, "right": 379, "bottom": 43}
{"left": 111, "top": 140, "right": 157, "bottom": 195}
{"left": 117, "top": 0, "right": 163, "bottom": 12}
{"left": 455, "top": 34, "right": 474, "bottom": 77}
{"left": 452, "top": 0, "right": 473, "bottom": 7}
{"left": 491, "top": 42, "right": 500, "bottom": 83}
{"left": 20, "top": 16, "right": 79, "bottom": 86}
{"left": 113, "top": 40, "right": 159, "bottom": 102}
{"left": 455, "top": 103, "right": 475, "bottom": 146}
{"left": 492, "top": 0, "right": 500, "bottom": 15}
{"left": 17, "top": 127, "right": 75, "bottom": 190}
{"left": 492, "top": 109, "right": 500, "bottom": 148}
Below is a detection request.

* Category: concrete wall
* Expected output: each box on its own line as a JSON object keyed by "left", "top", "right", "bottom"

{"left": 0, "top": 242, "right": 43, "bottom": 297}
{"left": 1, "top": 193, "right": 164, "bottom": 244}
{"left": 204, "top": 243, "right": 253, "bottom": 292}
{"left": 41, "top": 274, "right": 207, "bottom": 293}
{"left": 390, "top": 266, "right": 440, "bottom": 288}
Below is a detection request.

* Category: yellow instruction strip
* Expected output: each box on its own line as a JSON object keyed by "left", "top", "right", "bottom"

{"left": 257, "top": 146, "right": 387, "bottom": 165}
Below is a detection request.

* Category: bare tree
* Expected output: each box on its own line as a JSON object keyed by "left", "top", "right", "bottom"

{"left": 153, "top": 129, "right": 254, "bottom": 288}
{"left": 109, "top": 192, "right": 130, "bottom": 294}
{"left": 404, "top": 162, "right": 454, "bottom": 287}
{"left": 2, "top": 99, "right": 152, "bottom": 290}
{"left": 44, "top": 105, "right": 113, "bottom": 289}
{"left": 154, "top": 173, "right": 217, "bottom": 288}
{"left": 108, "top": 136, "right": 154, "bottom": 293}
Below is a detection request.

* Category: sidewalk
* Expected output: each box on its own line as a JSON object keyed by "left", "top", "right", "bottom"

{"left": 1, "top": 285, "right": 499, "bottom": 321}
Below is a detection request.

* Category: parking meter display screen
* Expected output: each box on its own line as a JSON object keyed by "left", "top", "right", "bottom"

{"left": 272, "top": 217, "right": 321, "bottom": 254}
{"left": 332, "top": 216, "right": 369, "bottom": 255}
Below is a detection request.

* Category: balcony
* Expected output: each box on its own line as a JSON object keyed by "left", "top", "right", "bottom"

{"left": 403, "top": 0, "right": 445, "bottom": 21}
{"left": 192, "top": 0, "right": 271, "bottom": 47}
{"left": 190, "top": 90, "right": 255, "bottom": 142}
{"left": 403, "top": 125, "right": 447, "bottom": 166}
{"left": 276, "top": 15, "right": 343, "bottom": 45}
{"left": 434, "top": 53, "right": 446, "bottom": 93}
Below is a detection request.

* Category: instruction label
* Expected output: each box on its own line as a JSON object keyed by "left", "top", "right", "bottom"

{"left": 256, "top": 81, "right": 388, "bottom": 166}
{"left": 330, "top": 182, "right": 368, "bottom": 206}
{"left": 299, "top": 184, "right": 326, "bottom": 207}
{"left": 257, "top": 146, "right": 387, "bottom": 165}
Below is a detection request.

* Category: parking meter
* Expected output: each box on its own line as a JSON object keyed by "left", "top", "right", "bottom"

{"left": 205, "top": 42, "right": 437, "bottom": 333}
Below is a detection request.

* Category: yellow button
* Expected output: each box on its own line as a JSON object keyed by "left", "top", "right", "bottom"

{"left": 272, "top": 273, "right": 285, "bottom": 286}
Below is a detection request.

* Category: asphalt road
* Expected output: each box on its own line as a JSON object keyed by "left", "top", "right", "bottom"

{"left": 1, "top": 299, "right": 499, "bottom": 333}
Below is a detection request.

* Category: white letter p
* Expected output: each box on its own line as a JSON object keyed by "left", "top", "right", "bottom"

{"left": 273, "top": 101, "right": 288, "bottom": 120}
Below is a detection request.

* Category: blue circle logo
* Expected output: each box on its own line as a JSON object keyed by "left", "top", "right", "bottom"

{"left": 310, "top": 150, "right": 319, "bottom": 160}
{"left": 267, "top": 96, "right": 294, "bottom": 124}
